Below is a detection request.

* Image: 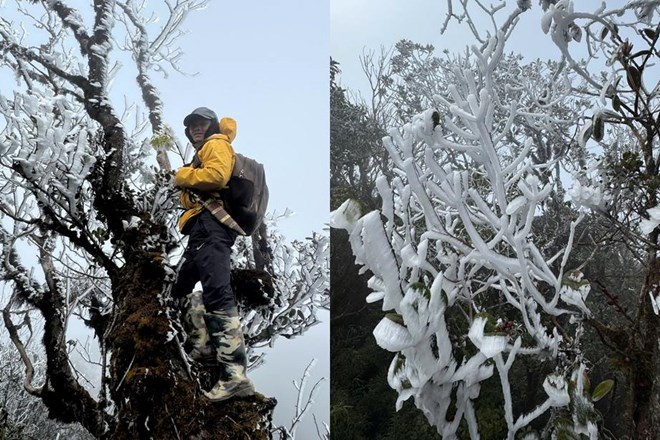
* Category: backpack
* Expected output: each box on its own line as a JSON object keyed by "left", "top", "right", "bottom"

{"left": 220, "top": 153, "right": 269, "bottom": 236}
{"left": 190, "top": 150, "right": 268, "bottom": 236}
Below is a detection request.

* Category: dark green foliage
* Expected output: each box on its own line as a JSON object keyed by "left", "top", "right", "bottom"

{"left": 329, "top": 57, "right": 549, "bottom": 440}
{"left": 330, "top": 37, "right": 652, "bottom": 435}
{"left": 330, "top": 59, "right": 388, "bottom": 211}
{"left": 330, "top": 264, "right": 439, "bottom": 439}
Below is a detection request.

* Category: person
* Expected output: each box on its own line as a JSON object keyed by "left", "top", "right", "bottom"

{"left": 172, "top": 106, "right": 255, "bottom": 402}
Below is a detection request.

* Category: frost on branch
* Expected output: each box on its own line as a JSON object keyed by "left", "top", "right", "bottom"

{"left": 0, "top": 93, "right": 96, "bottom": 222}
{"left": 232, "top": 215, "right": 329, "bottom": 367}
{"left": 328, "top": 7, "right": 621, "bottom": 439}
{"left": 336, "top": 0, "right": 660, "bottom": 437}
{"left": 0, "top": 2, "right": 315, "bottom": 438}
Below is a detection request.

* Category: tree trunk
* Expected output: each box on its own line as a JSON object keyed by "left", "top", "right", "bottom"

{"left": 105, "top": 225, "right": 275, "bottom": 439}
{"left": 632, "top": 257, "right": 660, "bottom": 440}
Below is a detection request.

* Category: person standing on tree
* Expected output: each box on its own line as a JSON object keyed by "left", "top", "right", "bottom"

{"left": 172, "top": 106, "right": 255, "bottom": 402}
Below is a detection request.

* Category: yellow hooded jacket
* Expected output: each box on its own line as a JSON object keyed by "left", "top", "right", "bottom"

{"left": 174, "top": 117, "right": 237, "bottom": 232}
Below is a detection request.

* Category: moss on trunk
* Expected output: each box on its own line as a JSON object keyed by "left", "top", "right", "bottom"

{"left": 104, "top": 222, "right": 275, "bottom": 439}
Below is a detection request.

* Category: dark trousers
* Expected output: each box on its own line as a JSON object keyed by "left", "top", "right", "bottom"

{"left": 173, "top": 210, "right": 239, "bottom": 312}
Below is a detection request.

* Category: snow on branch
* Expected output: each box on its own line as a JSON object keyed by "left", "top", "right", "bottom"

{"left": 238, "top": 218, "right": 329, "bottom": 355}
{"left": 273, "top": 358, "right": 327, "bottom": 440}
{"left": 329, "top": 2, "right": 641, "bottom": 437}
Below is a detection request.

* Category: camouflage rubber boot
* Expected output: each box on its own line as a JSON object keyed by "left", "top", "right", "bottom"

{"left": 203, "top": 308, "right": 256, "bottom": 402}
{"left": 181, "top": 291, "right": 216, "bottom": 364}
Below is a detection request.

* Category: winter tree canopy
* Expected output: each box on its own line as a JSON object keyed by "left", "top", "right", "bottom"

{"left": 332, "top": 1, "right": 659, "bottom": 439}
{"left": 0, "top": 2, "right": 328, "bottom": 439}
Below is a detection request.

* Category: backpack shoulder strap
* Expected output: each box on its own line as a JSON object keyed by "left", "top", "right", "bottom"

{"left": 187, "top": 146, "right": 245, "bottom": 236}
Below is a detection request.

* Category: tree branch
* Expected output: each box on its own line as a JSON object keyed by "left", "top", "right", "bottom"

{"left": 0, "top": 40, "right": 86, "bottom": 89}
{"left": 2, "top": 298, "right": 43, "bottom": 397}
{"left": 116, "top": 1, "right": 171, "bottom": 171}
{"left": 48, "top": 1, "right": 91, "bottom": 56}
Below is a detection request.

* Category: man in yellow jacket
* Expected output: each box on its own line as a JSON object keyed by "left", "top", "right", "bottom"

{"left": 172, "top": 107, "right": 255, "bottom": 402}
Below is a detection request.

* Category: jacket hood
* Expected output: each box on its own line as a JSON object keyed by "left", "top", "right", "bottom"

{"left": 218, "top": 117, "right": 237, "bottom": 143}
{"left": 186, "top": 116, "right": 237, "bottom": 146}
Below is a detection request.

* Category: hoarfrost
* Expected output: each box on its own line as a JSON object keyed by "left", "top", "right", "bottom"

{"left": 542, "top": 374, "right": 570, "bottom": 407}
{"left": 640, "top": 205, "right": 660, "bottom": 235}
{"left": 649, "top": 291, "right": 660, "bottom": 316}
{"left": 373, "top": 316, "right": 414, "bottom": 351}
{"left": 569, "top": 180, "right": 605, "bottom": 210}
{"left": 467, "top": 317, "right": 508, "bottom": 359}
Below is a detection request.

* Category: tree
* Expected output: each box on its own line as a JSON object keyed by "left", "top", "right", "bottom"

{"left": 0, "top": 2, "right": 328, "bottom": 439}
{"left": 332, "top": 1, "right": 660, "bottom": 438}
{"left": 331, "top": 60, "right": 442, "bottom": 440}
{"left": 330, "top": 59, "right": 389, "bottom": 211}
{"left": 0, "top": 335, "right": 94, "bottom": 439}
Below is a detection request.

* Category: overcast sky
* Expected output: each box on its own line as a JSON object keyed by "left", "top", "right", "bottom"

{"left": 330, "top": 0, "right": 584, "bottom": 95}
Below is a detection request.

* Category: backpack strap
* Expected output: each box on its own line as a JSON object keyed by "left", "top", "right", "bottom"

{"left": 190, "top": 151, "right": 246, "bottom": 236}
{"left": 200, "top": 198, "right": 246, "bottom": 236}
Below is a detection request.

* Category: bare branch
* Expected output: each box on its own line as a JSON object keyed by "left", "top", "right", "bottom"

{"left": 0, "top": 38, "right": 86, "bottom": 89}
{"left": 116, "top": 0, "right": 171, "bottom": 171}
{"left": 2, "top": 298, "right": 43, "bottom": 397}
{"left": 48, "top": 1, "right": 91, "bottom": 56}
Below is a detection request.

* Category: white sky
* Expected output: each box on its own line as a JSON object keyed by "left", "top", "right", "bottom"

{"left": 330, "top": 0, "right": 624, "bottom": 95}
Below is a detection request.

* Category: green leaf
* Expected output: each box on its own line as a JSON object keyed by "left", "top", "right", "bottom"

{"left": 385, "top": 312, "right": 405, "bottom": 326}
{"left": 554, "top": 417, "right": 573, "bottom": 429}
{"left": 642, "top": 28, "right": 657, "bottom": 40}
{"left": 592, "top": 379, "right": 614, "bottom": 402}
{"left": 556, "top": 429, "right": 579, "bottom": 440}
{"left": 561, "top": 270, "right": 590, "bottom": 289}
{"left": 554, "top": 416, "right": 579, "bottom": 440}
{"left": 626, "top": 66, "right": 642, "bottom": 92}
{"left": 475, "top": 312, "right": 499, "bottom": 333}
{"left": 409, "top": 282, "right": 431, "bottom": 300}
{"left": 150, "top": 132, "right": 174, "bottom": 150}
{"left": 592, "top": 114, "right": 604, "bottom": 142}
{"left": 582, "top": 371, "right": 591, "bottom": 395}
{"left": 394, "top": 353, "right": 406, "bottom": 373}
